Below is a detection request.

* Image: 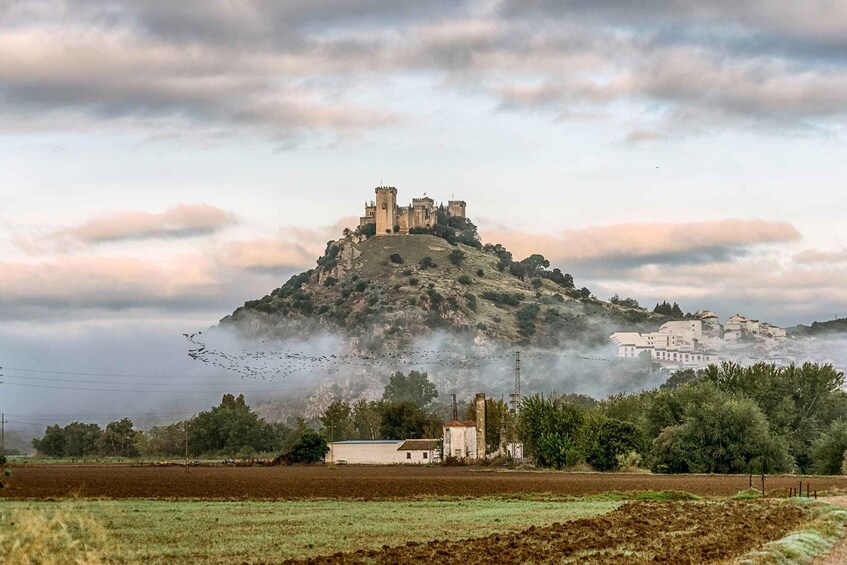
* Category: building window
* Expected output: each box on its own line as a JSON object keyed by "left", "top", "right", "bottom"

{"left": 423, "top": 453, "right": 428, "bottom": 459}
{"left": 406, "top": 452, "right": 411, "bottom": 459}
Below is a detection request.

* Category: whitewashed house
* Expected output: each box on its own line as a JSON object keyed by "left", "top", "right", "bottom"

{"left": 442, "top": 420, "right": 477, "bottom": 460}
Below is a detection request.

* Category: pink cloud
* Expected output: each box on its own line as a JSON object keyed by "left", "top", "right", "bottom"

{"left": 481, "top": 219, "right": 800, "bottom": 264}
{"left": 227, "top": 239, "right": 314, "bottom": 272}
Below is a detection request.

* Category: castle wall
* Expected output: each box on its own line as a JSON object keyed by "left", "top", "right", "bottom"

{"left": 397, "top": 207, "right": 411, "bottom": 234}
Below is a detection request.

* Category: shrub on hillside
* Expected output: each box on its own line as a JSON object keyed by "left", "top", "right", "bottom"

{"left": 458, "top": 275, "right": 473, "bottom": 285}
{"left": 481, "top": 291, "right": 523, "bottom": 306}
{"left": 389, "top": 253, "right": 403, "bottom": 264}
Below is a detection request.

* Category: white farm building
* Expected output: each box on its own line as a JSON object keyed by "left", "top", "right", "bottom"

{"left": 326, "top": 439, "right": 441, "bottom": 465}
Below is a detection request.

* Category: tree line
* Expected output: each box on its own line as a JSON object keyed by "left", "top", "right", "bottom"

{"left": 518, "top": 362, "right": 847, "bottom": 475}
{"left": 31, "top": 362, "right": 847, "bottom": 476}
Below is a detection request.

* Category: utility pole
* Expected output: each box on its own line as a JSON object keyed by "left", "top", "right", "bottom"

{"left": 184, "top": 421, "right": 189, "bottom": 470}
{"left": 1, "top": 412, "right": 6, "bottom": 459}
{"left": 451, "top": 394, "right": 458, "bottom": 421}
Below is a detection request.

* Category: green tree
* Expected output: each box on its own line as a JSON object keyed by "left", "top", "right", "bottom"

{"left": 289, "top": 431, "right": 328, "bottom": 463}
{"left": 320, "top": 401, "right": 354, "bottom": 442}
{"left": 649, "top": 385, "right": 784, "bottom": 474}
{"left": 62, "top": 422, "right": 103, "bottom": 457}
{"left": 188, "top": 394, "right": 273, "bottom": 456}
{"left": 383, "top": 371, "right": 438, "bottom": 408}
{"left": 811, "top": 420, "right": 847, "bottom": 475}
{"left": 352, "top": 399, "right": 384, "bottom": 440}
{"left": 32, "top": 425, "right": 66, "bottom": 457}
{"left": 518, "top": 393, "right": 585, "bottom": 468}
{"left": 660, "top": 369, "right": 702, "bottom": 390}
{"left": 520, "top": 254, "right": 550, "bottom": 277}
{"left": 141, "top": 423, "right": 187, "bottom": 457}
{"left": 585, "top": 418, "right": 646, "bottom": 471}
{"left": 380, "top": 401, "right": 441, "bottom": 440}
{"left": 99, "top": 418, "right": 139, "bottom": 457}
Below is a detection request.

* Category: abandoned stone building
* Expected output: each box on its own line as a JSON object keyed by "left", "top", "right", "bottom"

{"left": 359, "top": 186, "right": 466, "bottom": 235}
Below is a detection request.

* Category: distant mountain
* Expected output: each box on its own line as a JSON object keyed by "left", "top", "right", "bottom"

{"left": 221, "top": 230, "right": 666, "bottom": 353}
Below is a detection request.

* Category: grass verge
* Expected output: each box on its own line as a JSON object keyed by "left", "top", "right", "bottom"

{"left": 736, "top": 498, "right": 847, "bottom": 564}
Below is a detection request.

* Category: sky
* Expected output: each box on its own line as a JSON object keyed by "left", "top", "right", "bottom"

{"left": 2, "top": 1, "right": 847, "bottom": 426}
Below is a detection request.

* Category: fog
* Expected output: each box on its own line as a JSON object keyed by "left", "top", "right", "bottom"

{"left": 3, "top": 315, "right": 846, "bottom": 446}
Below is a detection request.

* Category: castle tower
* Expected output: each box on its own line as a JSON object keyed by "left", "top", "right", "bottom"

{"left": 448, "top": 200, "right": 466, "bottom": 219}
{"left": 374, "top": 186, "right": 397, "bottom": 235}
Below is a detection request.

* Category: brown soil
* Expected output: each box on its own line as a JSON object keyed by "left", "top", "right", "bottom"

{"left": 288, "top": 500, "right": 807, "bottom": 564}
{"left": 3, "top": 465, "right": 847, "bottom": 500}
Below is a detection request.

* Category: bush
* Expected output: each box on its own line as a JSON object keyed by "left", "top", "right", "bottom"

{"left": 449, "top": 249, "right": 466, "bottom": 266}
{"left": 409, "top": 277, "right": 419, "bottom": 286}
{"left": 585, "top": 419, "right": 645, "bottom": 471}
{"left": 402, "top": 269, "right": 413, "bottom": 276}
{"left": 419, "top": 256, "right": 435, "bottom": 269}
{"left": 354, "top": 280, "right": 368, "bottom": 292}
{"left": 476, "top": 269, "right": 484, "bottom": 277}
{"left": 389, "top": 253, "right": 403, "bottom": 264}
{"left": 481, "top": 291, "right": 523, "bottom": 305}
{"left": 465, "top": 293, "right": 478, "bottom": 312}
{"left": 458, "top": 275, "right": 473, "bottom": 286}
{"left": 289, "top": 431, "right": 328, "bottom": 464}
{"left": 323, "top": 277, "right": 337, "bottom": 287}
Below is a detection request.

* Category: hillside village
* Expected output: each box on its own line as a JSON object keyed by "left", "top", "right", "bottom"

{"left": 610, "top": 312, "right": 795, "bottom": 371}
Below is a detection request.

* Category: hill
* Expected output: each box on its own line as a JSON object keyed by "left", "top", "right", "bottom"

{"left": 221, "top": 231, "right": 666, "bottom": 352}
{"left": 788, "top": 318, "right": 847, "bottom": 337}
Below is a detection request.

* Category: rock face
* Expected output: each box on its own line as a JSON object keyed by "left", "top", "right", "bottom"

{"left": 221, "top": 233, "right": 664, "bottom": 353}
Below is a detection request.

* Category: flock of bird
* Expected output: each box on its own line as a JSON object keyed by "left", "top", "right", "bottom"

{"left": 183, "top": 332, "right": 522, "bottom": 381}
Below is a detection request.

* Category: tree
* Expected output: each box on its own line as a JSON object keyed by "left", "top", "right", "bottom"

{"left": 811, "top": 420, "right": 847, "bottom": 475}
{"left": 516, "top": 303, "right": 541, "bottom": 338}
{"left": 383, "top": 371, "right": 438, "bottom": 408}
{"left": 99, "top": 418, "right": 139, "bottom": 457}
{"left": 380, "top": 401, "right": 441, "bottom": 440}
{"left": 448, "top": 249, "right": 466, "bottom": 266}
{"left": 660, "top": 369, "right": 702, "bottom": 390}
{"left": 649, "top": 384, "right": 785, "bottom": 474}
{"left": 419, "top": 256, "right": 435, "bottom": 269}
{"left": 389, "top": 253, "right": 403, "bottom": 264}
{"left": 320, "top": 401, "right": 354, "bottom": 442}
{"left": 585, "top": 418, "right": 646, "bottom": 471}
{"left": 518, "top": 393, "right": 585, "bottom": 468}
{"left": 32, "top": 425, "right": 66, "bottom": 457}
{"left": 62, "top": 422, "right": 103, "bottom": 458}
{"left": 521, "top": 254, "right": 550, "bottom": 277}
{"left": 289, "top": 431, "right": 328, "bottom": 463}
{"left": 577, "top": 287, "right": 592, "bottom": 299}
{"left": 352, "top": 399, "right": 384, "bottom": 440}
{"left": 188, "top": 394, "right": 275, "bottom": 456}
{"left": 654, "top": 301, "right": 684, "bottom": 317}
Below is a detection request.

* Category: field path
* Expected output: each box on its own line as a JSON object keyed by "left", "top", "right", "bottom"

{"left": 812, "top": 496, "right": 847, "bottom": 565}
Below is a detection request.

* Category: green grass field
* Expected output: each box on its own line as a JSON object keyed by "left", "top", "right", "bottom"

{"left": 0, "top": 498, "right": 620, "bottom": 563}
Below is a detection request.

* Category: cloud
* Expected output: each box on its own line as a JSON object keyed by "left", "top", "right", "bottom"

{"left": 4, "top": 1, "right": 847, "bottom": 140}
{"left": 482, "top": 219, "right": 801, "bottom": 267}
{"left": 19, "top": 204, "right": 236, "bottom": 252}
{"left": 794, "top": 248, "right": 847, "bottom": 264}
{"left": 227, "top": 239, "right": 314, "bottom": 273}
{"left": 0, "top": 255, "right": 221, "bottom": 311}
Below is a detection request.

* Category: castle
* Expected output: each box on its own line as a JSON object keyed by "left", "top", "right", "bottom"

{"left": 359, "top": 186, "right": 466, "bottom": 235}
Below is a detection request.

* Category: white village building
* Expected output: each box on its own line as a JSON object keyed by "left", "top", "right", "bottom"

{"left": 610, "top": 312, "right": 787, "bottom": 370}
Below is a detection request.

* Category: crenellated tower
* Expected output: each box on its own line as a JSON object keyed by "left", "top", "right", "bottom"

{"left": 374, "top": 186, "right": 398, "bottom": 235}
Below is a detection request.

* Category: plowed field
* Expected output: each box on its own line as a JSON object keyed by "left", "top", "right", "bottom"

{"left": 288, "top": 500, "right": 807, "bottom": 564}
{"left": 3, "top": 465, "right": 846, "bottom": 500}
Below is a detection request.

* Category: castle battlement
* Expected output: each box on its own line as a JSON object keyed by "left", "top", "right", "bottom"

{"left": 360, "top": 187, "right": 465, "bottom": 235}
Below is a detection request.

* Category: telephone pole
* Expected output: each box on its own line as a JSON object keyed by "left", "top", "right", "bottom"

{"left": 184, "top": 421, "right": 189, "bottom": 470}
{"left": 0, "top": 412, "right": 6, "bottom": 458}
